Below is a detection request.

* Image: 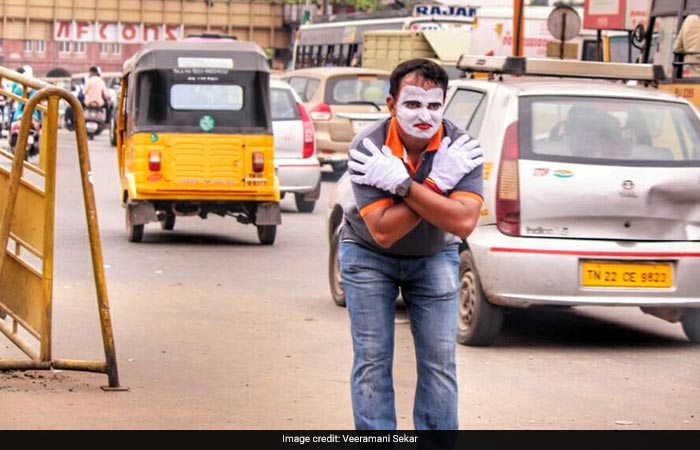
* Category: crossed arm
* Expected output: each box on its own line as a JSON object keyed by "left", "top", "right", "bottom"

{"left": 349, "top": 136, "right": 484, "bottom": 249}
{"left": 362, "top": 184, "right": 481, "bottom": 249}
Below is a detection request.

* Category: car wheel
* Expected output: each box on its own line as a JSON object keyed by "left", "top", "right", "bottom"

{"left": 126, "top": 205, "right": 144, "bottom": 243}
{"left": 331, "top": 161, "right": 347, "bottom": 175}
{"left": 328, "top": 230, "right": 345, "bottom": 307}
{"left": 294, "top": 193, "right": 316, "bottom": 213}
{"left": 257, "top": 225, "right": 276, "bottom": 245}
{"left": 681, "top": 309, "right": 700, "bottom": 343}
{"left": 457, "top": 250, "right": 503, "bottom": 346}
{"left": 109, "top": 116, "right": 117, "bottom": 147}
{"left": 160, "top": 213, "right": 176, "bottom": 231}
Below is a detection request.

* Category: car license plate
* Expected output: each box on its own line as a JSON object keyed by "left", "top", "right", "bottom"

{"left": 352, "top": 120, "right": 374, "bottom": 134}
{"left": 580, "top": 261, "right": 673, "bottom": 288}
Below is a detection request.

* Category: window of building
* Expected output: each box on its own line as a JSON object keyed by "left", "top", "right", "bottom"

{"left": 35, "top": 40, "right": 46, "bottom": 53}
{"left": 24, "top": 40, "right": 33, "bottom": 52}
{"left": 73, "top": 42, "right": 86, "bottom": 54}
{"left": 59, "top": 41, "right": 71, "bottom": 54}
{"left": 112, "top": 43, "right": 121, "bottom": 55}
{"left": 100, "top": 43, "right": 110, "bottom": 55}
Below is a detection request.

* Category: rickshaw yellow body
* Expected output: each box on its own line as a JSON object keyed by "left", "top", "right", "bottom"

{"left": 114, "top": 40, "right": 281, "bottom": 243}
{"left": 122, "top": 132, "right": 279, "bottom": 202}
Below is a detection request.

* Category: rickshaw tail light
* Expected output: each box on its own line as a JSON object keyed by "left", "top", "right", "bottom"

{"left": 252, "top": 151, "right": 264, "bottom": 173}
{"left": 149, "top": 150, "right": 161, "bottom": 171}
{"left": 309, "top": 102, "right": 332, "bottom": 121}
{"left": 298, "top": 102, "right": 315, "bottom": 158}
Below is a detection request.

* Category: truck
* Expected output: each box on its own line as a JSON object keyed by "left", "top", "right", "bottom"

{"left": 361, "top": 29, "right": 471, "bottom": 78}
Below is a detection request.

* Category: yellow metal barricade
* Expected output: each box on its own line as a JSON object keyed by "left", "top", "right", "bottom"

{"left": 0, "top": 67, "right": 123, "bottom": 390}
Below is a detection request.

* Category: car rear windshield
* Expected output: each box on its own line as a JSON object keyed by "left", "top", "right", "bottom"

{"left": 271, "top": 87, "right": 300, "bottom": 121}
{"left": 325, "top": 75, "right": 389, "bottom": 106}
{"left": 520, "top": 96, "right": 700, "bottom": 166}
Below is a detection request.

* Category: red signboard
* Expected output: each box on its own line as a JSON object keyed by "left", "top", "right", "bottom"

{"left": 583, "top": 0, "right": 649, "bottom": 30}
{"left": 584, "top": 0, "right": 626, "bottom": 30}
{"left": 54, "top": 21, "right": 182, "bottom": 43}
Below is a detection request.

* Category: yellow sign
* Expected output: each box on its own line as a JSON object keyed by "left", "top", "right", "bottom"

{"left": 659, "top": 84, "right": 700, "bottom": 109}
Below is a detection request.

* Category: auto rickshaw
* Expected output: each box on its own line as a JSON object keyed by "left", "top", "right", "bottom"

{"left": 115, "top": 40, "right": 281, "bottom": 244}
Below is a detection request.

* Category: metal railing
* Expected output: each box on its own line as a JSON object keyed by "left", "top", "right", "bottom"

{"left": 0, "top": 66, "right": 123, "bottom": 390}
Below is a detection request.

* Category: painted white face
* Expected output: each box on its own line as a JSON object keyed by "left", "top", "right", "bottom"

{"left": 395, "top": 85, "right": 444, "bottom": 139}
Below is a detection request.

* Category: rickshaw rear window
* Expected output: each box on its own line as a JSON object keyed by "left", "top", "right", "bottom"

{"left": 170, "top": 84, "right": 244, "bottom": 111}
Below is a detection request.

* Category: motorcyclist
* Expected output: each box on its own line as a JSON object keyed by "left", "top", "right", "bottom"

{"left": 9, "top": 65, "right": 41, "bottom": 159}
{"left": 83, "top": 66, "right": 110, "bottom": 112}
{"left": 11, "top": 66, "right": 41, "bottom": 123}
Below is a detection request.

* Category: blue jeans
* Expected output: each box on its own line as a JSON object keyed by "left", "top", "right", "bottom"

{"left": 339, "top": 241, "right": 460, "bottom": 430}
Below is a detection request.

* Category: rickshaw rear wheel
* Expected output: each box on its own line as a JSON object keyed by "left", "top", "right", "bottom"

{"left": 126, "top": 207, "right": 144, "bottom": 243}
{"left": 257, "top": 225, "right": 276, "bottom": 245}
{"left": 160, "top": 213, "right": 176, "bottom": 231}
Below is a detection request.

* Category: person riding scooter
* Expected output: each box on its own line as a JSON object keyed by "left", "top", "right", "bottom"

{"left": 83, "top": 66, "right": 110, "bottom": 139}
{"left": 9, "top": 65, "right": 42, "bottom": 160}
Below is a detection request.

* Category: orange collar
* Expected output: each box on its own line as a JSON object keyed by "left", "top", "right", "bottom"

{"left": 384, "top": 117, "right": 443, "bottom": 158}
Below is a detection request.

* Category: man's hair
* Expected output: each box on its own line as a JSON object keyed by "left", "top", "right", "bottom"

{"left": 89, "top": 66, "right": 100, "bottom": 75}
{"left": 389, "top": 59, "right": 449, "bottom": 98}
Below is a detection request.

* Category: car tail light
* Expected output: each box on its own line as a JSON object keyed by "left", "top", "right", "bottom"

{"left": 298, "top": 102, "right": 315, "bottom": 158}
{"left": 252, "top": 151, "right": 264, "bottom": 173}
{"left": 148, "top": 149, "right": 161, "bottom": 172}
{"left": 496, "top": 121, "right": 520, "bottom": 236}
{"left": 309, "top": 102, "right": 332, "bottom": 121}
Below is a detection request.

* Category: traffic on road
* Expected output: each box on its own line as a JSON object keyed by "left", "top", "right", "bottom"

{"left": 1, "top": 1, "right": 699, "bottom": 431}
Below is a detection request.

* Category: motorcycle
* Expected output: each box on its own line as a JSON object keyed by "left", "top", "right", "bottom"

{"left": 9, "top": 115, "right": 41, "bottom": 161}
{"left": 84, "top": 101, "right": 107, "bottom": 140}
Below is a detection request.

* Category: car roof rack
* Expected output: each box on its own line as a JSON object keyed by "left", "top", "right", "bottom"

{"left": 456, "top": 55, "right": 666, "bottom": 82}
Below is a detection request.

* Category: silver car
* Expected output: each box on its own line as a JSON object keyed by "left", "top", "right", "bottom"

{"left": 271, "top": 78, "right": 322, "bottom": 213}
{"left": 327, "top": 59, "right": 700, "bottom": 346}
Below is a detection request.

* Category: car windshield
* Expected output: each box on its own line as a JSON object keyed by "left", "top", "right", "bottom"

{"left": 271, "top": 87, "right": 300, "bottom": 121}
{"left": 521, "top": 96, "right": 700, "bottom": 165}
{"left": 325, "top": 75, "right": 389, "bottom": 106}
{"left": 170, "top": 84, "right": 244, "bottom": 111}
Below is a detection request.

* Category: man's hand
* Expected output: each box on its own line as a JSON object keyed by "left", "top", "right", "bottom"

{"left": 348, "top": 138, "right": 410, "bottom": 195}
{"left": 427, "top": 134, "right": 483, "bottom": 193}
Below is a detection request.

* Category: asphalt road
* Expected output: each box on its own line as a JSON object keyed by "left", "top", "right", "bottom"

{"left": 0, "top": 130, "right": 698, "bottom": 430}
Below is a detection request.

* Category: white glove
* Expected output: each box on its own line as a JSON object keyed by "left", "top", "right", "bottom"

{"left": 427, "top": 134, "right": 484, "bottom": 193}
{"left": 348, "top": 138, "right": 410, "bottom": 195}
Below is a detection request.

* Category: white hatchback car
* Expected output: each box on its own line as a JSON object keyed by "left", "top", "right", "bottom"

{"left": 327, "top": 57, "right": 700, "bottom": 346}
{"left": 270, "top": 78, "right": 321, "bottom": 213}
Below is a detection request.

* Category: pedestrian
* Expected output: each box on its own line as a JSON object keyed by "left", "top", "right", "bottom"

{"left": 340, "top": 58, "right": 484, "bottom": 430}
{"left": 674, "top": 14, "right": 700, "bottom": 77}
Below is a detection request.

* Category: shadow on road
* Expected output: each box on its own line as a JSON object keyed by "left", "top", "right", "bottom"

{"left": 125, "top": 231, "right": 261, "bottom": 246}
{"left": 493, "top": 307, "right": 691, "bottom": 349}
{"left": 322, "top": 170, "right": 344, "bottom": 183}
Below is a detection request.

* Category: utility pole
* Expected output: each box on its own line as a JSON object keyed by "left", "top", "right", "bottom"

{"left": 513, "top": 0, "right": 525, "bottom": 56}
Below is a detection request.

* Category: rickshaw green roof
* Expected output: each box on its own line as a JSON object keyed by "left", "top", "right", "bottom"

{"left": 122, "top": 41, "right": 270, "bottom": 74}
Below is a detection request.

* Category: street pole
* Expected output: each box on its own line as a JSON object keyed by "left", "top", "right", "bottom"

{"left": 513, "top": 0, "right": 525, "bottom": 57}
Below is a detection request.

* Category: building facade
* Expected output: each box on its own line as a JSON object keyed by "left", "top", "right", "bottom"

{"left": 0, "top": 0, "right": 291, "bottom": 76}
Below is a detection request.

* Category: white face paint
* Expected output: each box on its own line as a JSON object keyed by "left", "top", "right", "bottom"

{"left": 395, "top": 85, "right": 445, "bottom": 139}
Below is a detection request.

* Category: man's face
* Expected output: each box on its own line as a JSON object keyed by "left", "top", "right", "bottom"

{"left": 389, "top": 73, "right": 445, "bottom": 140}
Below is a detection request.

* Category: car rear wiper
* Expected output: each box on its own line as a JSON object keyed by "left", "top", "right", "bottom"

{"left": 346, "top": 100, "right": 381, "bottom": 111}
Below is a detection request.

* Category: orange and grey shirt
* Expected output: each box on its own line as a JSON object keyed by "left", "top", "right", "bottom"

{"left": 341, "top": 117, "right": 483, "bottom": 257}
